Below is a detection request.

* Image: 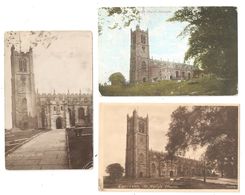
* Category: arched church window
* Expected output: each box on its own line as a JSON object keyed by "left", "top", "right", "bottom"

{"left": 22, "top": 98, "right": 27, "bottom": 112}
{"left": 23, "top": 59, "right": 27, "bottom": 72}
{"left": 176, "top": 71, "right": 179, "bottom": 78}
{"left": 84, "top": 97, "right": 88, "bottom": 103}
{"left": 19, "top": 59, "right": 23, "bottom": 71}
{"left": 182, "top": 71, "right": 185, "bottom": 78}
{"left": 54, "top": 106, "right": 56, "bottom": 111}
{"left": 141, "top": 61, "right": 146, "bottom": 71}
{"left": 139, "top": 121, "right": 145, "bottom": 133}
{"left": 141, "top": 34, "right": 146, "bottom": 44}
{"left": 78, "top": 107, "right": 85, "bottom": 119}
{"left": 139, "top": 153, "right": 144, "bottom": 163}
{"left": 61, "top": 106, "right": 63, "bottom": 111}
{"left": 21, "top": 76, "right": 26, "bottom": 86}
{"left": 19, "top": 58, "right": 27, "bottom": 72}
{"left": 152, "top": 163, "right": 156, "bottom": 173}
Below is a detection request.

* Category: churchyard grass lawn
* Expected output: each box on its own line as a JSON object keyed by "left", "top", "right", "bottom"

{"left": 99, "top": 76, "right": 237, "bottom": 96}
{"left": 103, "top": 177, "right": 238, "bottom": 189}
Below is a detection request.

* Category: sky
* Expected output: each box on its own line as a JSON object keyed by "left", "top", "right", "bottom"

{"left": 99, "top": 7, "right": 190, "bottom": 84}
{"left": 4, "top": 31, "right": 92, "bottom": 129}
{"left": 100, "top": 104, "right": 205, "bottom": 176}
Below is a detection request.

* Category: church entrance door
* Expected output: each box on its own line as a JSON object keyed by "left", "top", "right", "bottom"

{"left": 139, "top": 172, "right": 143, "bottom": 177}
{"left": 56, "top": 117, "right": 63, "bottom": 129}
{"left": 170, "top": 171, "right": 173, "bottom": 177}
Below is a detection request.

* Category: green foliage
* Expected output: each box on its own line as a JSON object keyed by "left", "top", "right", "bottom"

{"left": 99, "top": 76, "right": 237, "bottom": 96}
{"left": 106, "top": 163, "right": 124, "bottom": 180}
{"left": 165, "top": 106, "right": 238, "bottom": 178}
{"left": 168, "top": 7, "right": 237, "bottom": 81}
{"left": 98, "top": 7, "right": 140, "bottom": 35}
{"left": 108, "top": 72, "right": 126, "bottom": 86}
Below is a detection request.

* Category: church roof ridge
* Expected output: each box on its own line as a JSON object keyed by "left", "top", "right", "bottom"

{"left": 151, "top": 58, "right": 192, "bottom": 67}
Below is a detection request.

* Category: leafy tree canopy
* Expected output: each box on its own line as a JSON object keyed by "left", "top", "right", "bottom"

{"left": 168, "top": 7, "right": 237, "bottom": 80}
{"left": 166, "top": 106, "right": 238, "bottom": 177}
{"left": 98, "top": 7, "right": 140, "bottom": 35}
{"left": 5, "top": 31, "right": 58, "bottom": 52}
{"left": 106, "top": 163, "right": 124, "bottom": 179}
{"left": 109, "top": 72, "right": 126, "bottom": 86}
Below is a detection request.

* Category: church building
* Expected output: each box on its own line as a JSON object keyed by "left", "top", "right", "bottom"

{"left": 10, "top": 45, "right": 92, "bottom": 130}
{"left": 125, "top": 110, "right": 203, "bottom": 178}
{"left": 130, "top": 25, "right": 195, "bottom": 83}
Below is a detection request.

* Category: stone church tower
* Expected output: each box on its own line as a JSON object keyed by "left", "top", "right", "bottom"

{"left": 125, "top": 110, "right": 150, "bottom": 178}
{"left": 130, "top": 25, "right": 150, "bottom": 83}
{"left": 11, "top": 45, "right": 37, "bottom": 129}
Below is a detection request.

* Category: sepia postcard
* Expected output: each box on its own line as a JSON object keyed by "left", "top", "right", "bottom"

{"left": 99, "top": 103, "right": 239, "bottom": 191}
{"left": 5, "top": 31, "right": 93, "bottom": 170}
{"left": 98, "top": 7, "right": 238, "bottom": 96}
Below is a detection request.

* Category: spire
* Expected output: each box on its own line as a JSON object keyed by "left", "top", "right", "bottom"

{"left": 53, "top": 89, "right": 56, "bottom": 94}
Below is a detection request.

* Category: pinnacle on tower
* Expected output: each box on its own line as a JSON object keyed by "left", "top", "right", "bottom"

{"left": 11, "top": 45, "right": 15, "bottom": 51}
{"left": 133, "top": 109, "right": 137, "bottom": 115}
{"left": 136, "top": 24, "right": 140, "bottom": 30}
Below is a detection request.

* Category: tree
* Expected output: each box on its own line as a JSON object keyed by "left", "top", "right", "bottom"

{"left": 98, "top": 7, "right": 140, "bottom": 35}
{"left": 109, "top": 72, "right": 126, "bottom": 86}
{"left": 206, "top": 136, "right": 238, "bottom": 178}
{"left": 165, "top": 106, "right": 192, "bottom": 157}
{"left": 168, "top": 7, "right": 237, "bottom": 83}
{"left": 165, "top": 106, "right": 238, "bottom": 178}
{"left": 5, "top": 31, "right": 58, "bottom": 52}
{"left": 106, "top": 163, "right": 124, "bottom": 180}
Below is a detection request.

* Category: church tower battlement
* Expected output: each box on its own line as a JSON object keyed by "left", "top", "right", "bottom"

{"left": 11, "top": 45, "right": 37, "bottom": 129}
{"left": 125, "top": 110, "right": 150, "bottom": 178}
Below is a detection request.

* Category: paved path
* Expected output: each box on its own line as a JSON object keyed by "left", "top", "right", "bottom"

{"left": 193, "top": 177, "right": 238, "bottom": 185}
{"left": 6, "top": 129, "right": 69, "bottom": 170}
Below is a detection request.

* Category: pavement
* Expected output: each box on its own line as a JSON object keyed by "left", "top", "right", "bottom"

{"left": 6, "top": 129, "right": 69, "bottom": 170}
